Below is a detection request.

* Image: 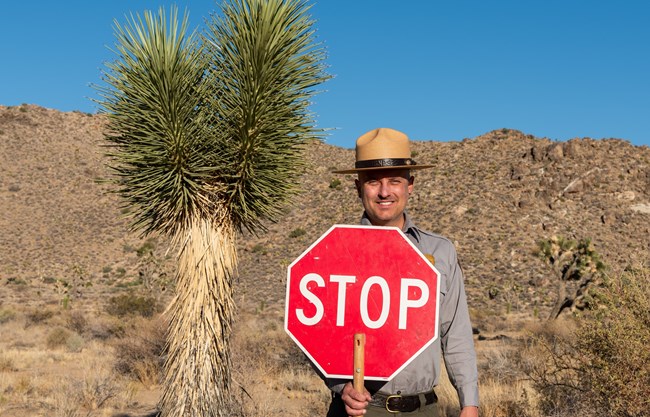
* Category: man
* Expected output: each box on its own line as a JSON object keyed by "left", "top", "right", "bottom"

{"left": 327, "top": 128, "right": 479, "bottom": 417}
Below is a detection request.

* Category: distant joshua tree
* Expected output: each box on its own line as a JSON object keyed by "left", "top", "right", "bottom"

{"left": 96, "top": 1, "right": 328, "bottom": 416}
{"left": 536, "top": 236, "right": 606, "bottom": 320}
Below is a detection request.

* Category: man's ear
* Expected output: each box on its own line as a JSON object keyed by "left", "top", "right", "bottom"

{"left": 408, "top": 176, "right": 414, "bottom": 194}
{"left": 355, "top": 178, "right": 361, "bottom": 198}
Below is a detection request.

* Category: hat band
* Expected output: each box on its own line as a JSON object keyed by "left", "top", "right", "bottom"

{"left": 355, "top": 158, "right": 415, "bottom": 169}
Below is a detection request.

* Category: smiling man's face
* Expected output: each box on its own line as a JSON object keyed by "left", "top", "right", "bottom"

{"left": 355, "top": 168, "right": 414, "bottom": 229}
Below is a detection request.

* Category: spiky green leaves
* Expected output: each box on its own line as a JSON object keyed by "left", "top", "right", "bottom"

{"left": 97, "top": 1, "right": 329, "bottom": 237}
{"left": 97, "top": 7, "right": 219, "bottom": 236}
{"left": 204, "top": 0, "right": 330, "bottom": 233}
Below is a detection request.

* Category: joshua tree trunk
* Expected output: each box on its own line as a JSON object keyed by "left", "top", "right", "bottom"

{"left": 549, "top": 279, "right": 569, "bottom": 320}
{"left": 160, "top": 209, "right": 237, "bottom": 417}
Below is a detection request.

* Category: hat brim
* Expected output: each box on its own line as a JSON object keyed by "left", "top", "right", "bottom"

{"left": 332, "top": 164, "right": 435, "bottom": 174}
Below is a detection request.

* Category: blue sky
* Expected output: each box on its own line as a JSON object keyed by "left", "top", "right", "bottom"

{"left": 1, "top": 1, "right": 648, "bottom": 148}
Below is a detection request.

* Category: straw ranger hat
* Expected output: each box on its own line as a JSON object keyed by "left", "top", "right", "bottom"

{"left": 333, "top": 127, "right": 434, "bottom": 174}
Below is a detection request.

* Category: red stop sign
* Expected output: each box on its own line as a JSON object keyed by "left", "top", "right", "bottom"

{"left": 284, "top": 225, "right": 440, "bottom": 381}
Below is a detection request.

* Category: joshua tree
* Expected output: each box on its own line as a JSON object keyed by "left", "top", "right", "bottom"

{"left": 536, "top": 236, "right": 606, "bottom": 320}
{"left": 96, "top": 1, "right": 328, "bottom": 416}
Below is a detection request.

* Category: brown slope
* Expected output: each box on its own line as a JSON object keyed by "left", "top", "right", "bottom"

{"left": 1, "top": 105, "right": 648, "bottom": 318}
{"left": 237, "top": 130, "right": 650, "bottom": 316}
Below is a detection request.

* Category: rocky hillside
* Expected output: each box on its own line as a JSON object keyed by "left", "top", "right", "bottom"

{"left": 1, "top": 104, "right": 649, "bottom": 319}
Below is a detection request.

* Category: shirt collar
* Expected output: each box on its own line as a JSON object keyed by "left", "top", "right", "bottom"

{"left": 359, "top": 211, "right": 421, "bottom": 242}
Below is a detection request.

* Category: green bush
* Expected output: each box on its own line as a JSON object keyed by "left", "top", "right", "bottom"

{"left": 46, "top": 327, "right": 72, "bottom": 349}
{"left": 46, "top": 327, "right": 85, "bottom": 352}
{"left": 328, "top": 178, "right": 341, "bottom": 189}
{"left": 289, "top": 228, "right": 306, "bottom": 238}
{"left": 574, "top": 269, "right": 650, "bottom": 416}
{"left": 136, "top": 238, "right": 157, "bottom": 257}
{"left": 0, "top": 309, "right": 16, "bottom": 324}
{"left": 106, "top": 293, "right": 158, "bottom": 317}
{"left": 525, "top": 268, "right": 650, "bottom": 417}
{"left": 251, "top": 243, "right": 266, "bottom": 254}
{"left": 66, "top": 332, "right": 85, "bottom": 352}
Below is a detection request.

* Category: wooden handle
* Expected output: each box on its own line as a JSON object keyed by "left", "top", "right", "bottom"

{"left": 353, "top": 333, "right": 365, "bottom": 392}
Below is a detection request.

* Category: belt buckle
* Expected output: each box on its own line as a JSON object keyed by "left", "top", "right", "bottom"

{"left": 385, "top": 394, "right": 402, "bottom": 414}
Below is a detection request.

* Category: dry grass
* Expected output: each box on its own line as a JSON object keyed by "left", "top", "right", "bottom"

{"left": 0, "top": 302, "right": 552, "bottom": 417}
{"left": 478, "top": 378, "right": 539, "bottom": 417}
{"left": 0, "top": 306, "right": 146, "bottom": 417}
{"left": 228, "top": 309, "right": 330, "bottom": 417}
{"left": 112, "top": 315, "right": 166, "bottom": 388}
{"left": 3, "top": 270, "right": 647, "bottom": 417}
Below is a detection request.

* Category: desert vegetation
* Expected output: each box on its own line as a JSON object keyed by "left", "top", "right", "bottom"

{"left": 1, "top": 85, "right": 649, "bottom": 416}
{"left": 1, "top": 244, "right": 648, "bottom": 416}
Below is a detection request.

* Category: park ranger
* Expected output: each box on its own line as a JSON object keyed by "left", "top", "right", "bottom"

{"left": 325, "top": 128, "right": 479, "bottom": 417}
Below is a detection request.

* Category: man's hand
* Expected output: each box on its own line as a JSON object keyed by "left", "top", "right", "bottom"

{"left": 459, "top": 406, "right": 479, "bottom": 417}
{"left": 340, "top": 382, "right": 371, "bottom": 416}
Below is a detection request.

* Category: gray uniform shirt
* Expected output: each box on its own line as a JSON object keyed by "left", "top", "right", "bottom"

{"left": 326, "top": 212, "right": 479, "bottom": 407}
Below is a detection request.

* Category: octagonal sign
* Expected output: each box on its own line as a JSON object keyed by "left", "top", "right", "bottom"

{"left": 284, "top": 225, "right": 440, "bottom": 381}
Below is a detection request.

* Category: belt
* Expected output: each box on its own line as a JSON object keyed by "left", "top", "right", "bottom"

{"left": 369, "top": 390, "right": 438, "bottom": 413}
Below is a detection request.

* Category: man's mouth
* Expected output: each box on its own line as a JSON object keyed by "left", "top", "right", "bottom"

{"left": 377, "top": 201, "right": 394, "bottom": 206}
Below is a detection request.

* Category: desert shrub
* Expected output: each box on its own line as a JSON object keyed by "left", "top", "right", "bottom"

{"left": 522, "top": 321, "right": 584, "bottom": 416}
{"left": 136, "top": 238, "right": 157, "bottom": 257}
{"left": 328, "top": 178, "right": 341, "bottom": 189}
{"left": 66, "top": 332, "right": 85, "bottom": 352}
{"left": 53, "top": 363, "right": 122, "bottom": 416}
{"left": 46, "top": 327, "right": 72, "bottom": 349}
{"left": 0, "top": 308, "right": 16, "bottom": 324}
{"left": 573, "top": 268, "right": 650, "bottom": 416}
{"left": 25, "top": 308, "right": 55, "bottom": 327}
{"left": 106, "top": 293, "right": 157, "bottom": 317}
{"left": 525, "top": 268, "right": 650, "bottom": 417}
{"left": 65, "top": 310, "right": 88, "bottom": 334}
{"left": 113, "top": 315, "right": 166, "bottom": 386}
{"left": 86, "top": 316, "right": 126, "bottom": 340}
{"left": 45, "top": 322, "right": 86, "bottom": 352}
{"left": 289, "top": 227, "right": 306, "bottom": 238}
{"left": 251, "top": 243, "right": 266, "bottom": 254}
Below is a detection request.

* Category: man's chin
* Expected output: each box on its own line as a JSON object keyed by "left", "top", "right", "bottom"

{"left": 367, "top": 214, "right": 400, "bottom": 227}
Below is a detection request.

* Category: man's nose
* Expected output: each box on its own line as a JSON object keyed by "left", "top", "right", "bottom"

{"left": 378, "top": 180, "right": 390, "bottom": 197}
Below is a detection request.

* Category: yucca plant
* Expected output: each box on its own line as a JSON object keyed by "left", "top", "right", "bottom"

{"left": 96, "top": 1, "right": 328, "bottom": 416}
